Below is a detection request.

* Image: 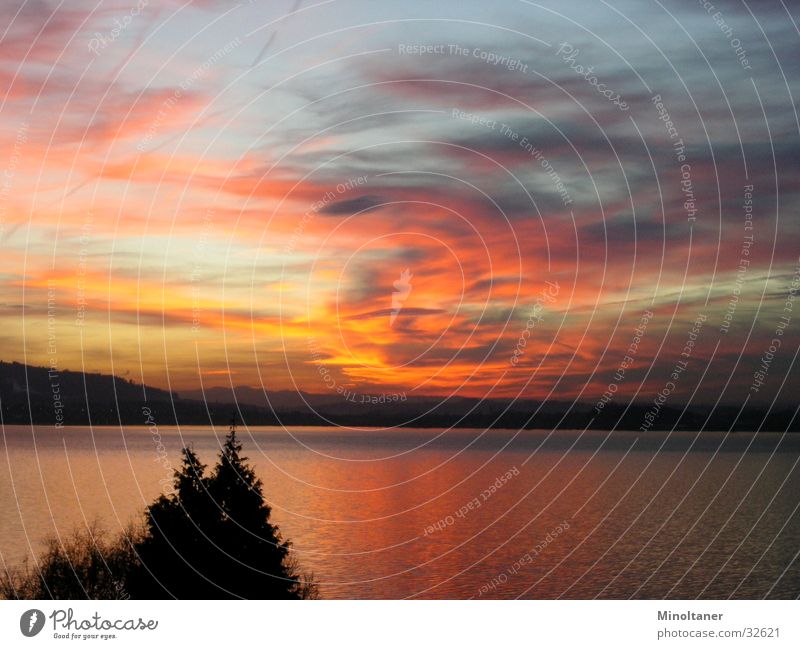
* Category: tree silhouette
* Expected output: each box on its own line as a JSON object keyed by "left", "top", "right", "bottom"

{"left": 128, "top": 421, "right": 316, "bottom": 599}
{"left": 0, "top": 524, "right": 140, "bottom": 599}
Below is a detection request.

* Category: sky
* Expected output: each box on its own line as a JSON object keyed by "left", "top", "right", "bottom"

{"left": 1, "top": 0, "right": 799, "bottom": 409}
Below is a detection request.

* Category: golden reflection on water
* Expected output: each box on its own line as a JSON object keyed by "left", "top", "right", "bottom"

{"left": 2, "top": 426, "right": 799, "bottom": 598}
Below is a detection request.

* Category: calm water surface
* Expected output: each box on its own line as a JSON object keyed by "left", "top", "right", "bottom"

{"left": 2, "top": 425, "right": 799, "bottom": 599}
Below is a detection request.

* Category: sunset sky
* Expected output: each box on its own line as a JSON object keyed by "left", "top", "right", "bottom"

{"left": 1, "top": 0, "right": 798, "bottom": 408}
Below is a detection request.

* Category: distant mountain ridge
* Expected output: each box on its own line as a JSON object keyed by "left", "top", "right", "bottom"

{"left": 0, "top": 360, "right": 171, "bottom": 403}
{"left": 1, "top": 360, "right": 797, "bottom": 431}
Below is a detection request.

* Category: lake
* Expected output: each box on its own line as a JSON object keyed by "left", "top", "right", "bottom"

{"left": 1, "top": 425, "right": 799, "bottom": 599}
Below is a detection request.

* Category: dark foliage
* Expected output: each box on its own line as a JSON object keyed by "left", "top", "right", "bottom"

{"left": 128, "top": 422, "right": 316, "bottom": 599}
{"left": 2, "top": 423, "right": 317, "bottom": 600}
{"left": 0, "top": 524, "right": 139, "bottom": 599}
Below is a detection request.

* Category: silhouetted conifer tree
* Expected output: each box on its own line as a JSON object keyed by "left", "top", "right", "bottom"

{"left": 128, "top": 421, "right": 316, "bottom": 599}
